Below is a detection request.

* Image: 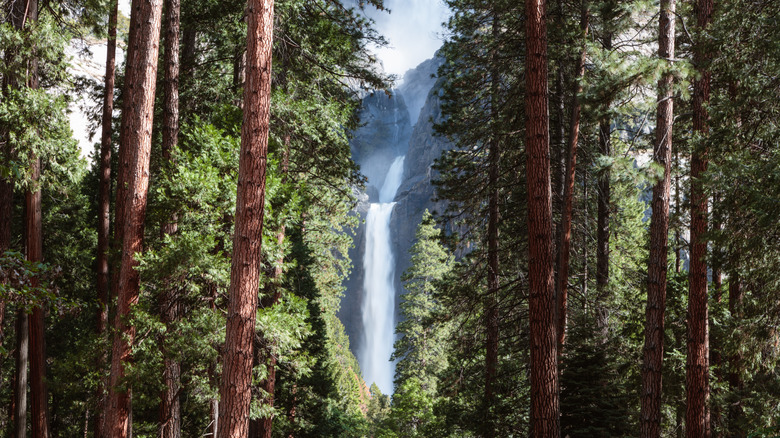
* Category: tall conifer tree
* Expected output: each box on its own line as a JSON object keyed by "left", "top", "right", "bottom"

{"left": 217, "top": 0, "right": 274, "bottom": 435}
{"left": 525, "top": 0, "right": 560, "bottom": 435}
{"left": 159, "top": 0, "right": 182, "bottom": 436}
{"left": 103, "top": 0, "right": 165, "bottom": 435}
{"left": 95, "top": 2, "right": 118, "bottom": 436}
{"left": 641, "top": 0, "right": 676, "bottom": 435}
{"left": 686, "top": 0, "right": 713, "bottom": 435}
{"left": 555, "top": 0, "right": 589, "bottom": 352}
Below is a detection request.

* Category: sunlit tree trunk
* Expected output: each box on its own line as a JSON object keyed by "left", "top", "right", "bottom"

{"left": 217, "top": 0, "right": 274, "bottom": 435}
{"left": 640, "top": 0, "right": 675, "bottom": 436}
{"left": 103, "top": 0, "right": 165, "bottom": 436}
{"left": 525, "top": 0, "right": 559, "bottom": 435}
{"left": 686, "top": 0, "right": 713, "bottom": 435}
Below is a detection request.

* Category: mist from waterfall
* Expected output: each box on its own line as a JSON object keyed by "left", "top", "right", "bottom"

{"left": 361, "top": 155, "right": 405, "bottom": 395}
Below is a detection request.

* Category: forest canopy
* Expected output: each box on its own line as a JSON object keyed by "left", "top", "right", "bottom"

{"left": 0, "top": 0, "right": 779, "bottom": 437}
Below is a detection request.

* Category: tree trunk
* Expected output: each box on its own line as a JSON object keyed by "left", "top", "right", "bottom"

{"left": 28, "top": 158, "right": 49, "bottom": 438}
{"left": 727, "top": 271, "right": 744, "bottom": 437}
{"left": 552, "top": 0, "right": 567, "bottom": 211}
{"left": 525, "top": 0, "right": 559, "bottom": 436}
{"left": 686, "top": 0, "right": 713, "bottom": 435}
{"left": 0, "top": 151, "right": 10, "bottom": 358}
{"left": 710, "top": 192, "right": 723, "bottom": 432}
{"left": 483, "top": 12, "right": 500, "bottom": 433}
{"left": 13, "top": 310, "right": 29, "bottom": 438}
{"left": 0, "top": 141, "right": 10, "bottom": 345}
{"left": 18, "top": 0, "right": 50, "bottom": 435}
{"left": 216, "top": 0, "right": 274, "bottom": 435}
{"left": 103, "top": 0, "right": 165, "bottom": 436}
{"left": 252, "top": 199, "right": 286, "bottom": 437}
{"left": 159, "top": 0, "right": 182, "bottom": 436}
{"left": 94, "top": 3, "right": 118, "bottom": 437}
{"left": 640, "top": 1, "right": 675, "bottom": 436}
{"left": 595, "top": 31, "right": 612, "bottom": 336}
{"left": 555, "top": 0, "right": 589, "bottom": 354}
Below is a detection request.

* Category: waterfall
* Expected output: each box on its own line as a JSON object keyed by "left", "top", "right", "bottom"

{"left": 361, "top": 155, "right": 405, "bottom": 394}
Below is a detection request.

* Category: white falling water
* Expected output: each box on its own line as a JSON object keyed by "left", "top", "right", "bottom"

{"left": 361, "top": 155, "right": 405, "bottom": 395}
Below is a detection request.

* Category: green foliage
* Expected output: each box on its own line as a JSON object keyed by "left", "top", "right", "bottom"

{"left": 0, "top": 12, "right": 80, "bottom": 191}
{"left": 0, "top": 250, "right": 62, "bottom": 311}
{"left": 560, "top": 319, "right": 635, "bottom": 437}
{"left": 393, "top": 211, "right": 453, "bottom": 389}
{"left": 4, "top": 0, "right": 780, "bottom": 436}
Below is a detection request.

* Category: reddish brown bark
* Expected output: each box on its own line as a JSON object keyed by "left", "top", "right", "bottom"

{"left": 686, "top": 0, "right": 713, "bottom": 435}
{"left": 103, "top": 0, "right": 164, "bottom": 436}
{"left": 640, "top": 1, "right": 675, "bottom": 436}
{"left": 94, "top": 3, "right": 118, "bottom": 437}
{"left": 217, "top": 0, "right": 274, "bottom": 435}
{"left": 162, "top": 0, "right": 180, "bottom": 164}
{"left": 555, "top": 0, "right": 589, "bottom": 353}
{"left": 19, "top": 1, "right": 50, "bottom": 435}
{"left": 96, "top": 0, "right": 118, "bottom": 345}
{"left": 525, "top": 0, "right": 559, "bottom": 435}
{"left": 159, "top": 0, "right": 182, "bottom": 436}
{"left": 27, "top": 158, "right": 50, "bottom": 438}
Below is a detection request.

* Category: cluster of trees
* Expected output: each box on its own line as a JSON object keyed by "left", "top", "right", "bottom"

{"left": 368, "top": 0, "right": 780, "bottom": 437}
{"left": 1, "top": 0, "right": 395, "bottom": 436}
{"left": 1, "top": 0, "right": 779, "bottom": 436}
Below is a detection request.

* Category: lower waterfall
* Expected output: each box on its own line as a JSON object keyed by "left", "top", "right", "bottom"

{"left": 360, "top": 155, "right": 405, "bottom": 395}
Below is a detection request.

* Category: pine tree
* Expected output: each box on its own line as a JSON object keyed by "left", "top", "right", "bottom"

{"left": 686, "top": 0, "right": 713, "bottom": 435}
{"left": 158, "top": 0, "right": 182, "bottom": 436}
{"left": 94, "top": 2, "right": 118, "bottom": 437}
{"left": 641, "top": 0, "right": 676, "bottom": 435}
{"left": 555, "top": 0, "right": 589, "bottom": 353}
{"left": 217, "top": 0, "right": 274, "bottom": 435}
{"left": 525, "top": 0, "right": 560, "bottom": 435}
{"left": 394, "top": 211, "right": 453, "bottom": 388}
{"left": 104, "top": 0, "right": 165, "bottom": 435}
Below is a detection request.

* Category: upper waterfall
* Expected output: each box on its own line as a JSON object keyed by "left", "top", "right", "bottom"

{"left": 380, "top": 156, "right": 406, "bottom": 203}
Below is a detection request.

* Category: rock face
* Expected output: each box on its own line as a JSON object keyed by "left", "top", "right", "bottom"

{"left": 339, "top": 55, "right": 453, "bottom": 368}
{"left": 350, "top": 91, "right": 413, "bottom": 201}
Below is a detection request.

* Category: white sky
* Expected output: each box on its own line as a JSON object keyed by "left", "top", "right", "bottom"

{"left": 364, "top": 0, "right": 450, "bottom": 78}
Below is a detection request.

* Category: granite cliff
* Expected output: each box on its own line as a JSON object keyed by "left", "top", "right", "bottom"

{"left": 339, "top": 55, "right": 453, "bottom": 372}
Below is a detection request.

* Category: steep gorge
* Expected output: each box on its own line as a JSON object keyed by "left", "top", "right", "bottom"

{"left": 339, "top": 55, "right": 452, "bottom": 392}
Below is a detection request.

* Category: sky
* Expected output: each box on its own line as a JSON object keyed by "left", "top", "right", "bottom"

{"left": 71, "top": 0, "right": 449, "bottom": 156}
{"left": 362, "top": 0, "right": 450, "bottom": 78}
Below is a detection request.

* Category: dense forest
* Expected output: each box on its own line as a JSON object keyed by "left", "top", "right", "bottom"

{"left": 0, "top": 0, "right": 779, "bottom": 436}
